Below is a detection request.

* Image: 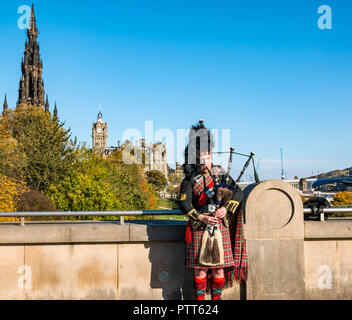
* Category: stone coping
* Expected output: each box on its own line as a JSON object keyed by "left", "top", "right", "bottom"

{"left": 304, "top": 220, "right": 352, "bottom": 240}
{"left": 0, "top": 220, "right": 351, "bottom": 244}
{"left": 0, "top": 220, "right": 187, "bottom": 244}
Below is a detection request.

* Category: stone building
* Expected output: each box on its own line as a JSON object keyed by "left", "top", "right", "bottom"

{"left": 92, "top": 110, "right": 108, "bottom": 155}
{"left": 92, "top": 111, "right": 168, "bottom": 179}
{"left": 167, "top": 162, "right": 184, "bottom": 185}
{"left": 174, "top": 162, "right": 184, "bottom": 180}
{"left": 143, "top": 140, "right": 168, "bottom": 178}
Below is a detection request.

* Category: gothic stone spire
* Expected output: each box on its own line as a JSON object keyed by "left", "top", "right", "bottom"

{"left": 53, "top": 101, "right": 58, "bottom": 120}
{"left": 18, "top": 3, "right": 45, "bottom": 109}
{"left": 3, "top": 94, "right": 8, "bottom": 112}
{"left": 45, "top": 94, "right": 49, "bottom": 113}
{"left": 27, "top": 4, "right": 38, "bottom": 42}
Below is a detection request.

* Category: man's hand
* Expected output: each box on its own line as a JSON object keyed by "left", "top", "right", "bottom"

{"left": 198, "top": 214, "right": 220, "bottom": 226}
{"left": 214, "top": 207, "right": 227, "bottom": 219}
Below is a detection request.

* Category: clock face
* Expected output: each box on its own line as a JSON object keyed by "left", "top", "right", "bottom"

{"left": 97, "top": 128, "right": 102, "bottom": 134}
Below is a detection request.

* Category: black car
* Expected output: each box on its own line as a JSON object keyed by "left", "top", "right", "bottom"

{"left": 303, "top": 197, "right": 331, "bottom": 221}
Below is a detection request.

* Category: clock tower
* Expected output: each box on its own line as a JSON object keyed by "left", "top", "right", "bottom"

{"left": 92, "top": 109, "right": 107, "bottom": 155}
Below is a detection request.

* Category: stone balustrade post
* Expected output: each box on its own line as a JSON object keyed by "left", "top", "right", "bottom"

{"left": 243, "top": 180, "right": 305, "bottom": 300}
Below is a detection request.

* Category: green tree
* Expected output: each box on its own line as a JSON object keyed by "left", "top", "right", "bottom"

{"left": 105, "top": 150, "right": 157, "bottom": 210}
{"left": 47, "top": 148, "right": 157, "bottom": 217}
{"left": 2, "top": 105, "right": 158, "bottom": 220}
{"left": 145, "top": 170, "right": 168, "bottom": 193}
{"left": 48, "top": 171, "right": 120, "bottom": 219}
{"left": 10, "top": 105, "right": 78, "bottom": 192}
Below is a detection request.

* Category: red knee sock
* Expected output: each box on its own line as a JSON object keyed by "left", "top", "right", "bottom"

{"left": 211, "top": 277, "right": 225, "bottom": 300}
{"left": 193, "top": 276, "right": 207, "bottom": 300}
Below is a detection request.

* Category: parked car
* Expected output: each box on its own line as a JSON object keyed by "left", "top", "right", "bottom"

{"left": 303, "top": 197, "right": 331, "bottom": 221}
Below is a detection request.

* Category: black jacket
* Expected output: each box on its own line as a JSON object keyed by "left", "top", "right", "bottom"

{"left": 179, "top": 165, "right": 244, "bottom": 229}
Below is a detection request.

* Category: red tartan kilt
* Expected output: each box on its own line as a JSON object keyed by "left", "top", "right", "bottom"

{"left": 185, "top": 222, "right": 234, "bottom": 269}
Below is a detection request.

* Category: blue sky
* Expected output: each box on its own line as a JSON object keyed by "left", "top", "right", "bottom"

{"left": 0, "top": 0, "right": 351, "bottom": 180}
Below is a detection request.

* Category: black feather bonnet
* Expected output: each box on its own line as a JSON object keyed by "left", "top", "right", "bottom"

{"left": 183, "top": 120, "right": 215, "bottom": 178}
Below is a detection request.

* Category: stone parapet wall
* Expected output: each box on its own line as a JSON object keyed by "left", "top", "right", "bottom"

{"left": 0, "top": 180, "right": 351, "bottom": 300}
{"left": 0, "top": 221, "right": 239, "bottom": 300}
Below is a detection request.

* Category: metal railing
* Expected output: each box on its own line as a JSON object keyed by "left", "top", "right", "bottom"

{"left": 0, "top": 208, "right": 351, "bottom": 226}
{"left": 304, "top": 207, "right": 352, "bottom": 221}
{"left": 303, "top": 208, "right": 352, "bottom": 214}
{"left": 0, "top": 210, "right": 183, "bottom": 226}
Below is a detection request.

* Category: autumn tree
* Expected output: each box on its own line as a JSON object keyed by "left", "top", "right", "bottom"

{"left": 17, "top": 189, "right": 56, "bottom": 212}
{"left": 0, "top": 174, "right": 26, "bottom": 222}
{"left": 16, "top": 189, "right": 61, "bottom": 221}
{"left": 0, "top": 111, "right": 27, "bottom": 179}
{"left": 332, "top": 192, "right": 352, "bottom": 207}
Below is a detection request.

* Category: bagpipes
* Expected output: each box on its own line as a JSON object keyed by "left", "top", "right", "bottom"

{"left": 214, "top": 148, "right": 259, "bottom": 190}
{"left": 199, "top": 147, "right": 259, "bottom": 267}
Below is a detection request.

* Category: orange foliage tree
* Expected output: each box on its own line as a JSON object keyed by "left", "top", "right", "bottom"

{"left": 332, "top": 192, "right": 352, "bottom": 207}
{"left": 0, "top": 174, "right": 27, "bottom": 222}
{"left": 0, "top": 111, "right": 27, "bottom": 179}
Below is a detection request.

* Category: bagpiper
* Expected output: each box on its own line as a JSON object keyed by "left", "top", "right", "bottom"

{"left": 179, "top": 120, "right": 248, "bottom": 300}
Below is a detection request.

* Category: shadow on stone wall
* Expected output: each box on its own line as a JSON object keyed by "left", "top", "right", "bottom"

{"left": 144, "top": 222, "right": 194, "bottom": 300}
